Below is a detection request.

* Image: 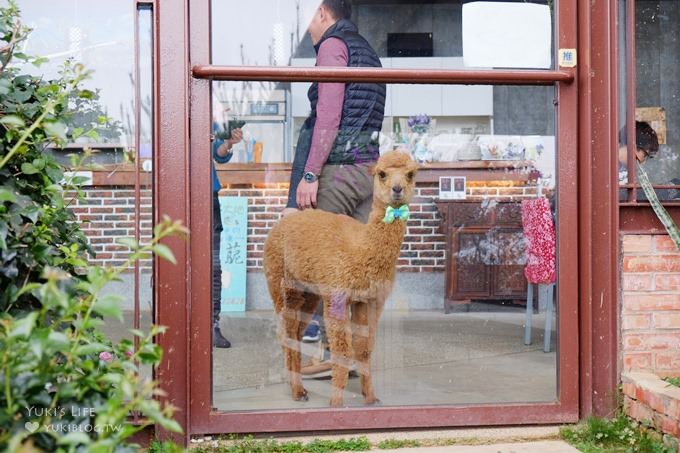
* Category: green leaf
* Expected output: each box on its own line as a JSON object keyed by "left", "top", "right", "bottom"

{"left": 116, "top": 237, "right": 138, "bottom": 250}
{"left": 44, "top": 121, "right": 68, "bottom": 142}
{"left": 47, "top": 331, "right": 70, "bottom": 351}
{"left": 32, "top": 158, "right": 45, "bottom": 170}
{"left": 0, "top": 79, "right": 10, "bottom": 95}
{"left": 0, "top": 188, "right": 17, "bottom": 202}
{"left": 58, "top": 431, "right": 92, "bottom": 445}
{"left": 78, "top": 89, "right": 96, "bottom": 99}
{"left": 0, "top": 114, "right": 25, "bottom": 128}
{"left": 92, "top": 294, "right": 124, "bottom": 321}
{"left": 75, "top": 342, "right": 110, "bottom": 356}
{"left": 32, "top": 56, "right": 49, "bottom": 67}
{"left": 20, "top": 162, "right": 39, "bottom": 175}
{"left": 152, "top": 244, "right": 176, "bottom": 264}
{"left": 10, "top": 312, "right": 39, "bottom": 339}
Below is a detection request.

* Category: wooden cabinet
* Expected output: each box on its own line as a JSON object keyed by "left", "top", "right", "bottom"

{"left": 436, "top": 200, "right": 527, "bottom": 313}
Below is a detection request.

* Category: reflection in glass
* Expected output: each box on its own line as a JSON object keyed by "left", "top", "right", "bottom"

{"left": 210, "top": 0, "right": 554, "bottom": 69}
{"left": 19, "top": 1, "right": 136, "bottom": 164}
{"left": 211, "top": 82, "right": 558, "bottom": 410}
{"left": 18, "top": 1, "right": 155, "bottom": 383}
{"left": 618, "top": 0, "right": 680, "bottom": 201}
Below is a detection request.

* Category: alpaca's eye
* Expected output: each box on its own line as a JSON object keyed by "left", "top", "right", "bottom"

{"left": 406, "top": 172, "right": 414, "bottom": 181}
{"left": 378, "top": 171, "right": 386, "bottom": 179}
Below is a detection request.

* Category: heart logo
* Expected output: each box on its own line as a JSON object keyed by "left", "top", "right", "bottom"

{"left": 25, "top": 421, "right": 39, "bottom": 433}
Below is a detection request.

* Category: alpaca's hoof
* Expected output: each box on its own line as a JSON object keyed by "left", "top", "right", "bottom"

{"left": 293, "top": 389, "right": 308, "bottom": 401}
{"left": 365, "top": 397, "right": 381, "bottom": 406}
{"left": 329, "top": 398, "right": 344, "bottom": 407}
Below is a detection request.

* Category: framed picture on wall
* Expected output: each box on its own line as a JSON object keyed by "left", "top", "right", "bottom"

{"left": 439, "top": 176, "right": 466, "bottom": 200}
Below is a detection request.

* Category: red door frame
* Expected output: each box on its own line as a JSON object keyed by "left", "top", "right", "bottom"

{"left": 153, "top": 0, "right": 620, "bottom": 444}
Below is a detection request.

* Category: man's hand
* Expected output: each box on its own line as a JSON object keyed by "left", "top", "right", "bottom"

{"left": 281, "top": 207, "right": 299, "bottom": 217}
{"left": 228, "top": 128, "right": 243, "bottom": 147}
{"left": 296, "top": 180, "right": 318, "bottom": 210}
{"left": 216, "top": 128, "right": 243, "bottom": 158}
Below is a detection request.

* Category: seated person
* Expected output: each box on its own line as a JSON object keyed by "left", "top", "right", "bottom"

{"left": 618, "top": 121, "right": 679, "bottom": 201}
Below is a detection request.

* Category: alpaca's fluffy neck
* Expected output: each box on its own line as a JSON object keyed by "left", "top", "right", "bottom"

{"left": 361, "top": 199, "right": 408, "bottom": 270}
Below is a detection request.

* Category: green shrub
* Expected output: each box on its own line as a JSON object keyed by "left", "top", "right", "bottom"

{"left": 560, "top": 414, "right": 676, "bottom": 453}
{"left": 1, "top": 1, "right": 183, "bottom": 451}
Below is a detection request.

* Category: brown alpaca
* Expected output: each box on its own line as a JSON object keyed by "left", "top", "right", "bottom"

{"left": 263, "top": 151, "right": 418, "bottom": 407}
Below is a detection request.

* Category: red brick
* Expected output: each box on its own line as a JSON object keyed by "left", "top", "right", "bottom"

{"left": 623, "top": 256, "right": 680, "bottom": 272}
{"left": 622, "top": 382, "right": 636, "bottom": 397}
{"left": 623, "top": 334, "right": 680, "bottom": 351}
{"left": 623, "top": 235, "right": 654, "bottom": 253}
{"left": 410, "top": 243, "right": 436, "bottom": 251}
{"left": 90, "top": 207, "right": 114, "bottom": 214}
{"left": 653, "top": 313, "right": 680, "bottom": 329}
{"left": 419, "top": 251, "right": 444, "bottom": 258}
{"left": 88, "top": 191, "right": 113, "bottom": 198}
{"left": 654, "top": 352, "right": 680, "bottom": 370}
{"left": 410, "top": 212, "right": 434, "bottom": 220}
{"left": 253, "top": 213, "right": 279, "bottom": 220}
{"left": 655, "top": 235, "right": 680, "bottom": 253}
{"left": 622, "top": 314, "right": 652, "bottom": 330}
{"left": 103, "top": 199, "right": 127, "bottom": 205}
{"left": 657, "top": 414, "right": 680, "bottom": 437}
{"left": 623, "top": 353, "right": 652, "bottom": 370}
{"left": 667, "top": 397, "right": 680, "bottom": 419}
{"left": 623, "top": 274, "right": 653, "bottom": 291}
{"left": 623, "top": 294, "right": 680, "bottom": 312}
{"left": 626, "top": 399, "right": 655, "bottom": 422}
{"left": 655, "top": 274, "right": 680, "bottom": 291}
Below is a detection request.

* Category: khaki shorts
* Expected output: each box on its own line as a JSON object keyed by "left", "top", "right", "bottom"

{"left": 316, "top": 163, "right": 374, "bottom": 223}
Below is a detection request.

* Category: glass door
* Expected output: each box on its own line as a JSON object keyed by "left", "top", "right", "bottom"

{"left": 185, "top": 0, "right": 579, "bottom": 434}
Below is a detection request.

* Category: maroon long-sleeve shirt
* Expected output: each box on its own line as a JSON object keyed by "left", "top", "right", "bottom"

{"left": 304, "top": 37, "right": 349, "bottom": 175}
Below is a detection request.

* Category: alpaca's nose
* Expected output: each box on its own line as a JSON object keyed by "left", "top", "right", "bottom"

{"left": 392, "top": 185, "right": 403, "bottom": 194}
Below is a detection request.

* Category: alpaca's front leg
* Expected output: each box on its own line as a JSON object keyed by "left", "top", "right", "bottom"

{"left": 351, "top": 299, "right": 384, "bottom": 405}
{"left": 324, "top": 293, "right": 353, "bottom": 407}
{"left": 279, "top": 288, "right": 313, "bottom": 402}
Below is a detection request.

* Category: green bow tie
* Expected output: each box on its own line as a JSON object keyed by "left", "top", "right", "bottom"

{"left": 383, "top": 205, "right": 410, "bottom": 224}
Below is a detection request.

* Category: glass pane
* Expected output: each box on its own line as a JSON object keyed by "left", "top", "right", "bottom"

{"left": 619, "top": 0, "right": 680, "bottom": 201}
{"left": 18, "top": 1, "right": 154, "bottom": 380}
{"left": 210, "top": 81, "right": 558, "bottom": 410}
{"left": 210, "top": 0, "right": 554, "bottom": 70}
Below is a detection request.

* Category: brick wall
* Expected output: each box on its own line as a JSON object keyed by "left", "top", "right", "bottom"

{"left": 68, "top": 187, "right": 153, "bottom": 271}
{"left": 70, "top": 180, "right": 543, "bottom": 273}
{"left": 623, "top": 372, "right": 680, "bottom": 440}
{"left": 621, "top": 234, "right": 680, "bottom": 377}
{"left": 219, "top": 181, "right": 544, "bottom": 272}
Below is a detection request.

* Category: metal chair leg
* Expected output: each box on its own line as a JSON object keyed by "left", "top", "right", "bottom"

{"left": 524, "top": 282, "right": 533, "bottom": 345}
{"left": 543, "top": 283, "right": 555, "bottom": 352}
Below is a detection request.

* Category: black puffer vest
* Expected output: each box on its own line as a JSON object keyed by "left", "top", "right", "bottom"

{"left": 305, "top": 19, "right": 386, "bottom": 165}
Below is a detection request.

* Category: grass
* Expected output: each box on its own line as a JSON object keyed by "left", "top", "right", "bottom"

{"left": 375, "top": 439, "right": 422, "bottom": 449}
{"left": 665, "top": 377, "right": 680, "bottom": 388}
{"left": 560, "top": 414, "right": 677, "bottom": 453}
{"left": 189, "top": 436, "right": 372, "bottom": 453}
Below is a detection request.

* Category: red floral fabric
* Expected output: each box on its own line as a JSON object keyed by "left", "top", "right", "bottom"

{"left": 521, "top": 198, "right": 556, "bottom": 284}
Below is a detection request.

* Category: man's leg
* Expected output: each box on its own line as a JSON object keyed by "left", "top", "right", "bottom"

{"left": 212, "top": 193, "right": 231, "bottom": 348}
{"left": 301, "top": 164, "right": 372, "bottom": 378}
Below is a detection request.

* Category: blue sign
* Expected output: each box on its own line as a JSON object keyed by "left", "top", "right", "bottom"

{"left": 218, "top": 196, "right": 248, "bottom": 312}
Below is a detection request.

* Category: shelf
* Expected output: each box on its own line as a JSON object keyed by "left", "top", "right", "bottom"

{"left": 216, "top": 160, "right": 534, "bottom": 185}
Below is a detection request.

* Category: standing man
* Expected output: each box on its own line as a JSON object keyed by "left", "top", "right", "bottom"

{"left": 283, "top": 0, "right": 386, "bottom": 377}
{"left": 212, "top": 122, "right": 243, "bottom": 348}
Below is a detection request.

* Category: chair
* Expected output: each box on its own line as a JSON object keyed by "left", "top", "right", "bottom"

{"left": 520, "top": 197, "right": 556, "bottom": 353}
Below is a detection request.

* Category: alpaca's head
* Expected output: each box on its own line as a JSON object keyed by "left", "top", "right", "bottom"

{"left": 370, "top": 151, "right": 419, "bottom": 207}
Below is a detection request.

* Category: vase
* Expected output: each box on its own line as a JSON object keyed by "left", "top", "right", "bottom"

{"left": 410, "top": 128, "right": 432, "bottom": 163}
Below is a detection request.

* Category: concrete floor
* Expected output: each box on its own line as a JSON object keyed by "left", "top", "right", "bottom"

{"left": 212, "top": 304, "right": 557, "bottom": 411}
{"left": 100, "top": 303, "right": 557, "bottom": 412}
